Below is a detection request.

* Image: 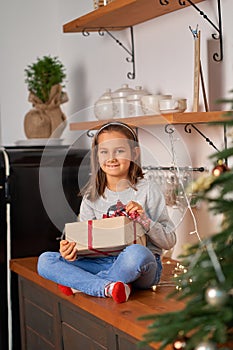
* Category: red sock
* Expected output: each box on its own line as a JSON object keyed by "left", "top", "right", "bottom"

{"left": 105, "top": 282, "right": 131, "bottom": 303}
{"left": 58, "top": 284, "right": 74, "bottom": 296}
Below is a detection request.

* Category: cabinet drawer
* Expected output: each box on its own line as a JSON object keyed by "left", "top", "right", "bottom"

{"left": 60, "top": 303, "right": 115, "bottom": 349}
{"left": 62, "top": 322, "right": 110, "bottom": 350}
{"left": 24, "top": 299, "right": 54, "bottom": 344}
{"left": 116, "top": 331, "right": 154, "bottom": 350}
{"left": 22, "top": 278, "right": 54, "bottom": 313}
{"left": 25, "top": 328, "right": 54, "bottom": 350}
{"left": 20, "top": 279, "right": 56, "bottom": 347}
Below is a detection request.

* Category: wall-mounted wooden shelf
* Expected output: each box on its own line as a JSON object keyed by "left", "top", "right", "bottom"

{"left": 69, "top": 111, "right": 228, "bottom": 131}
{"left": 63, "top": 0, "right": 204, "bottom": 33}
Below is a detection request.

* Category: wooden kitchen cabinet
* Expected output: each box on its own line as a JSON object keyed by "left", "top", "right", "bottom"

{"left": 11, "top": 257, "right": 182, "bottom": 350}
{"left": 14, "top": 258, "right": 233, "bottom": 350}
{"left": 18, "top": 275, "right": 158, "bottom": 350}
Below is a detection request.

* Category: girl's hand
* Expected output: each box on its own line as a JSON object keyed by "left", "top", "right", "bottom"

{"left": 125, "top": 201, "right": 151, "bottom": 232}
{"left": 60, "top": 240, "right": 78, "bottom": 261}
{"left": 125, "top": 201, "right": 144, "bottom": 215}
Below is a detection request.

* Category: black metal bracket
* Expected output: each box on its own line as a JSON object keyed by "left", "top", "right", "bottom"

{"left": 165, "top": 122, "right": 228, "bottom": 163}
{"left": 82, "top": 26, "right": 135, "bottom": 79}
{"left": 160, "top": 0, "right": 223, "bottom": 61}
{"left": 87, "top": 129, "right": 95, "bottom": 138}
{"left": 184, "top": 123, "right": 220, "bottom": 152}
{"left": 165, "top": 124, "right": 175, "bottom": 134}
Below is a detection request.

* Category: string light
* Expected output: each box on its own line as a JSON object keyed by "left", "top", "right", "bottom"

{"left": 168, "top": 132, "right": 201, "bottom": 242}
{"left": 212, "top": 159, "right": 229, "bottom": 177}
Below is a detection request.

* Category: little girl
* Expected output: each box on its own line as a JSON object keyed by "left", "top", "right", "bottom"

{"left": 37, "top": 121, "right": 176, "bottom": 303}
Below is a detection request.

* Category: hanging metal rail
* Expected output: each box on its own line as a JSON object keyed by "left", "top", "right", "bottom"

{"left": 143, "top": 165, "right": 205, "bottom": 172}
{"left": 160, "top": 0, "right": 223, "bottom": 61}
{"left": 82, "top": 26, "right": 135, "bottom": 79}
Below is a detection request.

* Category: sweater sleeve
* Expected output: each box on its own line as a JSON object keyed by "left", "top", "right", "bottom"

{"left": 145, "top": 181, "right": 176, "bottom": 251}
{"left": 79, "top": 197, "right": 96, "bottom": 222}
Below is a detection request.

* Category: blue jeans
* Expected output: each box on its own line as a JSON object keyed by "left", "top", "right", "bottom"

{"left": 37, "top": 244, "right": 162, "bottom": 298}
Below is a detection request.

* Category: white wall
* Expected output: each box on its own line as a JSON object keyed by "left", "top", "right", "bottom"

{"left": 0, "top": 0, "right": 60, "bottom": 144}
{"left": 0, "top": 0, "right": 232, "bottom": 257}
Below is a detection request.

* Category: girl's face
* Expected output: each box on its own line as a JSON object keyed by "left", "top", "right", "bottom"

{"left": 97, "top": 131, "right": 136, "bottom": 182}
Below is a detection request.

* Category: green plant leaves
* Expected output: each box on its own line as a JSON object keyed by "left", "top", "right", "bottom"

{"left": 25, "top": 55, "right": 66, "bottom": 103}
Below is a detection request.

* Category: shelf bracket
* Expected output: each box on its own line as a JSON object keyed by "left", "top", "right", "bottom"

{"left": 87, "top": 129, "right": 95, "bottom": 138}
{"left": 164, "top": 124, "right": 175, "bottom": 134}
{"left": 82, "top": 26, "right": 135, "bottom": 79}
{"left": 184, "top": 123, "right": 220, "bottom": 152}
{"left": 160, "top": 0, "right": 223, "bottom": 61}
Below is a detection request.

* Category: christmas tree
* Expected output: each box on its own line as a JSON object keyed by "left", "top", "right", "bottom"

{"left": 140, "top": 93, "right": 233, "bottom": 350}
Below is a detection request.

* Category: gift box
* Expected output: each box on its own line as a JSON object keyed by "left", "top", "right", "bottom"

{"left": 65, "top": 216, "right": 146, "bottom": 256}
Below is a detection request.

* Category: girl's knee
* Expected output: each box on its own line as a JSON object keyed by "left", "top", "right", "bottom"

{"left": 125, "top": 244, "right": 155, "bottom": 263}
{"left": 38, "top": 251, "right": 51, "bottom": 264}
{"left": 37, "top": 251, "right": 57, "bottom": 275}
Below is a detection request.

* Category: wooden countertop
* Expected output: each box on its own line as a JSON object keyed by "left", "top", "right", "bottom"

{"left": 11, "top": 256, "right": 185, "bottom": 349}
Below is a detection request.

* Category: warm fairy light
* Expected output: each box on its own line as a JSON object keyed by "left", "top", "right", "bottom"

{"left": 212, "top": 167, "right": 221, "bottom": 177}
{"left": 174, "top": 263, "right": 187, "bottom": 273}
{"left": 173, "top": 339, "right": 186, "bottom": 349}
{"left": 212, "top": 159, "right": 230, "bottom": 177}
{"left": 165, "top": 260, "right": 171, "bottom": 264}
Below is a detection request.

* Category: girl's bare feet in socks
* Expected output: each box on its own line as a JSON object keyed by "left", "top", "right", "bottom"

{"left": 105, "top": 282, "right": 131, "bottom": 303}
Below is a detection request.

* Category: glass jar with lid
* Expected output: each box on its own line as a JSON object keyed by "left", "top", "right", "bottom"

{"left": 112, "top": 84, "right": 135, "bottom": 118}
{"left": 94, "top": 89, "right": 114, "bottom": 120}
{"left": 127, "top": 86, "right": 150, "bottom": 117}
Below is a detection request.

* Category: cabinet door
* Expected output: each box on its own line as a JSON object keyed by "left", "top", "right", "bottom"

{"left": 19, "top": 278, "right": 62, "bottom": 350}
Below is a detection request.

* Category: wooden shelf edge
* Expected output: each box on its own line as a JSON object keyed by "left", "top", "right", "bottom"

{"left": 63, "top": 0, "right": 135, "bottom": 33}
{"left": 63, "top": 0, "right": 204, "bottom": 33}
{"left": 69, "top": 111, "right": 228, "bottom": 131}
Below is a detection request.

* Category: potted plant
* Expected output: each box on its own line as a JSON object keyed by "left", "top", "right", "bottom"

{"left": 24, "top": 55, "right": 68, "bottom": 139}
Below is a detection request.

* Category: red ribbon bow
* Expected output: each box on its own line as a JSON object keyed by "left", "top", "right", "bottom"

{"left": 102, "top": 200, "right": 140, "bottom": 221}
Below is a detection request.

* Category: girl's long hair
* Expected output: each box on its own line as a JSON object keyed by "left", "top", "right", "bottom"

{"left": 80, "top": 122, "right": 144, "bottom": 201}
